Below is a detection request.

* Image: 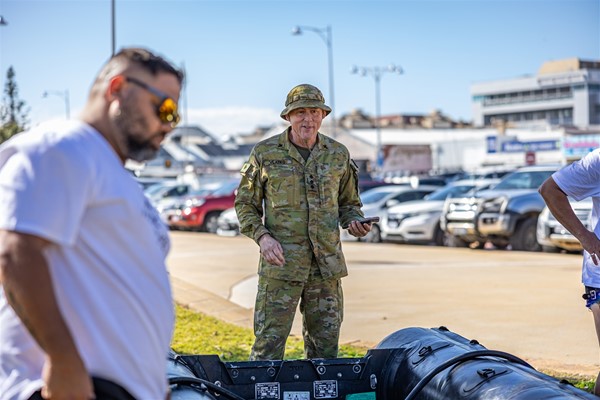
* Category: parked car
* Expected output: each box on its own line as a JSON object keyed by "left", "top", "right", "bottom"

{"left": 216, "top": 207, "right": 240, "bottom": 237}
{"left": 381, "top": 179, "right": 499, "bottom": 245}
{"left": 536, "top": 197, "right": 592, "bottom": 252}
{"left": 145, "top": 180, "right": 191, "bottom": 204}
{"left": 347, "top": 185, "right": 439, "bottom": 243}
{"left": 154, "top": 183, "right": 220, "bottom": 215}
{"left": 359, "top": 175, "right": 449, "bottom": 194}
{"left": 447, "top": 167, "right": 515, "bottom": 182}
{"left": 358, "top": 179, "right": 399, "bottom": 193}
{"left": 166, "top": 179, "right": 240, "bottom": 233}
{"left": 441, "top": 165, "right": 558, "bottom": 251}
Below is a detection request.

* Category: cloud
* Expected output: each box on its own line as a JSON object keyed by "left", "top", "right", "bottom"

{"left": 185, "top": 106, "right": 281, "bottom": 139}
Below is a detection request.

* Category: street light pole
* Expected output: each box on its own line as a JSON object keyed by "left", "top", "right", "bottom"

{"left": 351, "top": 64, "right": 403, "bottom": 172}
{"left": 111, "top": 0, "right": 116, "bottom": 55}
{"left": 292, "top": 24, "right": 336, "bottom": 136}
{"left": 43, "top": 90, "right": 70, "bottom": 120}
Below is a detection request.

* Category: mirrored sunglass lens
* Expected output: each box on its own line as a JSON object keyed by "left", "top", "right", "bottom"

{"left": 158, "top": 98, "right": 179, "bottom": 125}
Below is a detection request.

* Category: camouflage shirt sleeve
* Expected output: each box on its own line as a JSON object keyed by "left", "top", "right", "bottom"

{"left": 338, "top": 158, "right": 364, "bottom": 228}
{"left": 235, "top": 150, "right": 270, "bottom": 244}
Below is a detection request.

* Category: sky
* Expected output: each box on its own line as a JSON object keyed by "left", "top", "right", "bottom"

{"left": 0, "top": 0, "right": 598, "bottom": 140}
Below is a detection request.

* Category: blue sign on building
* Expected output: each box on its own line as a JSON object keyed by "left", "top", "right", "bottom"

{"left": 486, "top": 136, "right": 560, "bottom": 154}
{"left": 501, "top": 139, "right": 560, "bottom": 153}
{"left": 486, "top": 136, "right": 497, "bottom": 153}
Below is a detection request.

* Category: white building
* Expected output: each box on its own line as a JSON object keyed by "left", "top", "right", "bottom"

{"left": 471, "top": 58, "right": 600, "bottom": 129}
{"left": 339, "top": 127, "right": 565, "bottom": 175}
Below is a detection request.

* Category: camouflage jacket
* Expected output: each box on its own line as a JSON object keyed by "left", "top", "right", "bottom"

{"left": 235, "top": 128, "right": 364, "bottom": 282}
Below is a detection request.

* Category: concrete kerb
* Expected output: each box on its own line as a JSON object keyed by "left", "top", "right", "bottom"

{"left": 171, "top": 275, "right": 253, "bottom": 328}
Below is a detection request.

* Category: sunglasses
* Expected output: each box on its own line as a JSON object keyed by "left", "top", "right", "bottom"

{"left": 125, "top": 76, "right": 180, "bottom": 126}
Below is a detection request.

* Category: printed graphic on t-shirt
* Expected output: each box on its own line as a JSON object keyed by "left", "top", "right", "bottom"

{"left": 142, "top": 196, "right": 170, "bottom": 256}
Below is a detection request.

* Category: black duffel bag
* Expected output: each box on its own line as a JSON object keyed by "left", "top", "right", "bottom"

{"left": 375, "top": 326, "right": 596, "bottom": 400}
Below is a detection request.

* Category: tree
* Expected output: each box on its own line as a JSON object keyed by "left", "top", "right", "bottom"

{"left": 0, "top": 66, "right": 29, "bottom": 143}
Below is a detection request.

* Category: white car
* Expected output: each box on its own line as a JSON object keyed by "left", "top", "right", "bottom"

{"left": 344, "top": 184, "right": 439, "bottom": 243}
{"left": 145, "top": 181, "right": 190, "bottom": 205}
{"left": 536, "top": 197, "right": 592, "bottom": 253}
{"left": 381, "top": 179, "right": 499, "bottom": 245}
{"left": 216, "top": 207, "right": 240, "bottom": 237}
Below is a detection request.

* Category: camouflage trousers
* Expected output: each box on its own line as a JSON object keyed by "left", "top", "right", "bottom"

{"left": 250, "top": 264, "right": 344, "bottom": 361}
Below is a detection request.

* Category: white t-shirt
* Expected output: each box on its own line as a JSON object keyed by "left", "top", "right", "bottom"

{"left": 553, "top": 148, "right": 600, "bottom": 288}
{"left": 0, "top": 120, "right": 174, "bottom": 400}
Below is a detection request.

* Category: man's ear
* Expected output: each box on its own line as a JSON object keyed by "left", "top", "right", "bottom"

{"left": 107, "top": 75, "right": 126, "bottom": 99}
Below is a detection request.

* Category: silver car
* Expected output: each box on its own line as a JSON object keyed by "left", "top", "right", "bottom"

{"left": 382, "top": 179, "right": 499, "bottom": 245}
{"left": 145, "top": 181, "right": 194, "bottom": 215}
{"left": 344, "top": 184, "right": 439, "bottom": 243}
{"left": 536, "top": 197, "right": 592, "bottom": 253}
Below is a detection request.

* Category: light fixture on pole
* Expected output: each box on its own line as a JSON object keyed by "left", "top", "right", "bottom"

{"left": 43, "top": 89, "right": 70, "bottom": 120}
{"left": 292, "top": 24, "right": 336, "bottom": 136}
{"left": 351, "top": 64, "right": 403, "bottom": 171}
{"left": 0, "top": 16, "right": 8, "bottom": 26}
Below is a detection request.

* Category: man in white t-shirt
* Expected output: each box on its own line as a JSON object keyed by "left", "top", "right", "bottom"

{"left": 540, "top": 150, "right": 600, "bottom": 396}
{"left": 0, "top": 48, "right": 183, "bottom": 400}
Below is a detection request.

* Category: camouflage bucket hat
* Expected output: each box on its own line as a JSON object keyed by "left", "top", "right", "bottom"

{"left": 280, "top": 84, "right": 332, "bottom": 120}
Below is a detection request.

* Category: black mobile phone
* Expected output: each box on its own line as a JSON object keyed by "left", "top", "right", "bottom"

{"left": 357, "top": 216, "right": 380, "bottom": 224}
{"left": 342, "top": 217, "right": 380, "bottom": 229}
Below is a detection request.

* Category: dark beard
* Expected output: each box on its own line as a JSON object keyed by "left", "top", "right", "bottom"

{"left": 126, "top": 135, "right": 159, "bottom": 162}
{"left": 115, "top": 100, "right": 161, "bottom": 162}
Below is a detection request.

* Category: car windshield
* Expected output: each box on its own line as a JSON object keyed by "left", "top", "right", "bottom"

{"left": 454, "top": 170, "right": 511, "bottom": 181}
{"left": 426, "top": 184, "right": 476, "bottom": 201}
{"left": 144, "top": 182, "right": 175, "bottom": 197}
{"left": 493, "top": 170, "right": 554, "bottom": 190}
{"left": 360, "top": 188, "right": 399, "bottom": 205}
{"left": 188, "top": 187, "right": 215, "bottom": 197}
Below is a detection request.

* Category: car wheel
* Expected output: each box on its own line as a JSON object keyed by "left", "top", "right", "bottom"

{"left": 510, "top": 217, "right": 541, "bottom": 252}
{"left": 363, "top": 224, "right": 382, "bottom": 243}
{"left": 203, "top": 212, "right": 221, "bottom": 234}
{"left": 433, "top": 224, "right": 447, "bottom": 246}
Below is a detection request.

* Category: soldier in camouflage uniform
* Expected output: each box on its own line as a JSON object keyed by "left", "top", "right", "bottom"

{"left": 235, "top": 84, "right": 372, "bottom": 361}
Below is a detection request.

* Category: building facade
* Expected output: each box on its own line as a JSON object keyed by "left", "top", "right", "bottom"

{"left": 340, "top": 127, "right": 566, "bottom": 176}
{"left": 471, "top": 58, "right": 600, "bottom": 129}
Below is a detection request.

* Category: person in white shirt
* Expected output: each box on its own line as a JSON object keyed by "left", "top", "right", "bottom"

{"left": 0, "top": 47, "right": 183, "bottom": 400}
{"left": 539, "top": 150, "right": 600, "bottom": 396}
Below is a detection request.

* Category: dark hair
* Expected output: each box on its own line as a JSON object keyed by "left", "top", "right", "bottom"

{"left": 113, "top": 47, "right": 184, "bottom": 84}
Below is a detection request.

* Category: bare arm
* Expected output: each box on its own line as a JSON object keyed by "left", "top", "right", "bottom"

{"left": 539, "top": 177, "right": 600, "bottom": 264}
{"left": 0, "top": 230, "right": 93, "bottom": 399}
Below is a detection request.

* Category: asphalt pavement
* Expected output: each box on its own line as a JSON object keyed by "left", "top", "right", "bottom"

{"left": 167, "top": 231, "right": 599, "bottom": 377}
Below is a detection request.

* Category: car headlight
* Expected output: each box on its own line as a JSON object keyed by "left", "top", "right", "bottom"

{"left": 186, "top": 198, "right": 206, "bottom": 207}
{"left": 388, "top": 212, "right": 414, "bottom": 222}
{"left": 481, "top": 197, "right": 507, "bottom": 213}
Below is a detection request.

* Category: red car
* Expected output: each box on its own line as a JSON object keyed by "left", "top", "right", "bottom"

{"left": 167, "top": 179, "right": 239, "bottom": 233}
